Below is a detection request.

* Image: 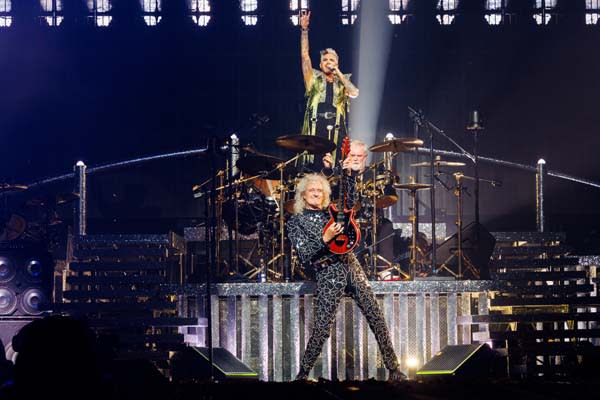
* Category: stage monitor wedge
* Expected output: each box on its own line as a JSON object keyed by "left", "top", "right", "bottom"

{"left": 171, "top": 347, "right": 258, "bottom": 382}
{"left": 416, "top": 344, "right": 495, "bottom": 379}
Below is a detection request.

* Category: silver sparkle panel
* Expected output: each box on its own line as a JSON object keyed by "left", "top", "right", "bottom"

{"left": 336, "top": 299, "right": 346, "bottom": 381}
{"left": 241, "top": 294, "right": 251, "bottom": 363}
{"left": 273, "top": 295, "right": 283, "bottom": 382}
{"left": 430, "top": 293, "right": 440, "bottom": 356}
{"left": 353, "top": 302, "right": 365, "bottom": 380}
{"left": 258, "top": 295, "right": 269, "bottom": 380}
{"left": 176, "top": 282, "right": 492, "bottom": 381}
{"left": 226, "top": 296, "right": 237, "bottom": 355}
{"left": 289, "top": 295, "right": 300, "bottom": 381}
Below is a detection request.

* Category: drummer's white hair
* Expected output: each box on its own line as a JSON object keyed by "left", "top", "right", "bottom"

{"left": 293, "top": 173, "right": 331, "bottom": 214}
{"left": 351, "top": 139, "right": 367, "bottom": 154}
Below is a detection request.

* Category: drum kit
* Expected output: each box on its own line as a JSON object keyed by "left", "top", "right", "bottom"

{"left": 199, "top": 133, "right": 473, "bottom": 282}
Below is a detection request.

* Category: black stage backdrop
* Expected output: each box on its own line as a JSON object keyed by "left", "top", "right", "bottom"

{"left": 0, "top": 2, "right": 599, "bottom": 250}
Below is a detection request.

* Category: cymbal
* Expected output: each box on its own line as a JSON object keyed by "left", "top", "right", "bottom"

{"left": 393, "top": 182, "right": 432, "bottom": 190}
{"left": 0, "top": 183, "right": 28, "bottom": 193}
{"left": 376, "top": 194, "right": 398, "bottom": 209}
{"left": 236, "top": 154, "right": 297, "bottom": 180}
{"left": 410, "top": 160, "right": 466, "bottom": 168}
{"left": 369, "top": 138, "right": 423, "bottom": 153}
{"left": 275, "top": 134, "right": 336, "bottom": 154}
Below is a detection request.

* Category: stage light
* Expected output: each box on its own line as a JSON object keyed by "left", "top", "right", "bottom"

{"left": 406, "top": 357, "right": 419, "bottom": 368}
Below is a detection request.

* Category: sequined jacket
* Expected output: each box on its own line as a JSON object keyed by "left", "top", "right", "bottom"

{"left": 287, "top": 174, "right": 358, "bottom": 269}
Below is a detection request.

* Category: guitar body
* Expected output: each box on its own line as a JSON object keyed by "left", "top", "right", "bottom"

{"left": 325, "top": 204, "right": 361, "bottom": 254}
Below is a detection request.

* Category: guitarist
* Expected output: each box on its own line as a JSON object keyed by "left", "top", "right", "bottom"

{"left": 287, "top": 169, "right": 405, "bottom": 381}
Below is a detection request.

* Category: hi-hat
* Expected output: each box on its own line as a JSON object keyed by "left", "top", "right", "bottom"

{"left": 369, "top": 138, "right": 423, "bottom": 153}
{"left": 236, "top": 154, "right": 297, "bottom": 180}
{"left": 275, "top": 134, "right": 336, "bottom": 154}
{"left": 393, "top": 182, "right": 432, "bottom": 191}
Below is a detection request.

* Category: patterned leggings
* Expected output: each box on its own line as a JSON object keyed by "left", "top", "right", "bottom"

{"left": 298, "top": 253, "right": 399, "bottom": 376}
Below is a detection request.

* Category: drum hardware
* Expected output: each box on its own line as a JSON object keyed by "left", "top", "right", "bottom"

{"left": 393, "top": 178, "right": 432, "bottom": 279}
{"left": 275, "top": 134, "right": 336, "bottom": 154}
{"left": 436, "top": 172, "right": 480, "bottom": 279}
{"left": 410, "top": 156, "right": 466, "bottom": 168}
{"left": 408, "top": 106, "right": 478, "bottom": 272}
{"left": 368, "top": 138, "right": 423, "bottom": 153}
{"left": 236, "top": 153, "right": 298, "bottom": 181}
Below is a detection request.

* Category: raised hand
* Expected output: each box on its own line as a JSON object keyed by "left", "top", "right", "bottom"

{"left": 299, "top": 9, "right": 311, "bottom": 30}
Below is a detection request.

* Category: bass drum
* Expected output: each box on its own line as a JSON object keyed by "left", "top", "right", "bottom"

{"left": 221, "top": 183, "right": 277, "bottom": 236}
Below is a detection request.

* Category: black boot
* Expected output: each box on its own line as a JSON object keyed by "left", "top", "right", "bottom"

{"left": 387, "top": 368, "right": 407, "bottom": 383}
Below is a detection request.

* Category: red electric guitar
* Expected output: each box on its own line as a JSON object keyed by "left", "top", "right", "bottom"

{"left": 323, "top": 137, "right": 361, "bottom": 254}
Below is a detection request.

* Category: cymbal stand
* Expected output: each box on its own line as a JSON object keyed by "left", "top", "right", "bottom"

{"left": 408, "top": 106, "right": 476, "bottom": 274}
{"left": 263, "top": 151, "right": 307, "bottom": 282}
{"left": 405, "top": 177, "right": 429, "bottom": 279}
{"left": 370, "top": 166, "right": 379, "bottom": 279}
{"left": 438, "top": 173, "right": 479, "bottom": 279}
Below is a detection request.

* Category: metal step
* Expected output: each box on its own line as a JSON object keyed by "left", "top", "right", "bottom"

{"left": 497, "top": 283, "right": 594, "bottom": 295}
{"left": 55, "top": 301, "right": 177, "bottom": 313}
{"left": 492, "top": 271, "right": 587, "bottom": 281}
{"left": 490, "top": 258, "right": 580, "bottom": 269}
{"left": 491, "top": 232, "right": 566, "bottom": 243}
{"left": 491, "top": 296, "right": 600, "bottom": 307}
{"left": 464, "top": 312, "right": 600, "bottom": 323}
{"left": 66, "top": 275, "right": 168, "bottom": 285}
{"left": 73, "top": 247, "right": 172, "bottom": 258}
{"left": 74, "top": 233, "right": 185, "bottom": 252}
{"left": 63, "top": 288, "right": 163, "bottom": 300}
{"left": 88, "top": 316, "right": 205, "bottom": 328}
{"left": 493, "top": 246, "right": 572, "bottom": 257}
{"left": 490, "top": 329, "right": 600, "bottom": 340}
{"left": 69, "top": 261, "right": 177, "bottom": 272}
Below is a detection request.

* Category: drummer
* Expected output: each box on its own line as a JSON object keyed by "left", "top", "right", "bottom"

{"left": 322, "top": 139, "right": 397, "bottom": 278}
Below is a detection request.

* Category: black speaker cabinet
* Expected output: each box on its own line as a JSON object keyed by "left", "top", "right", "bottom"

{"left": 417, "top": 344, "right": 496, "bottom": 379}
{"left": 434, "top": 222, "right": 496, "bottom": 279}
{"left": 0, "top": 242, "right": 53, "bottom": 317}
{"left": 171, "top": 347, "right": 258, "bottom": 381}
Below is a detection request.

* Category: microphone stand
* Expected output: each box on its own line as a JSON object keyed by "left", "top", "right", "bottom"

{"left": 204, "top": 137, "right": 220, "bottom": 382}
{"left": 408, "top": 107, "right": 475, "bottom": 275}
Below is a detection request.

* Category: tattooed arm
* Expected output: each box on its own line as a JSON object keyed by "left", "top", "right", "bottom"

{"left": 300, "top": 10, "right": 313, "bottom": 91}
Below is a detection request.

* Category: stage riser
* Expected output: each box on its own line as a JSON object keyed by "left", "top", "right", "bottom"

{"left": 176, "top": 283, "right": 491, "bottom": 381}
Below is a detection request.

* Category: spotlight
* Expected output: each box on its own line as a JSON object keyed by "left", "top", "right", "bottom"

{"left": 406, "top": 357, "right": 419, "bottom": 380}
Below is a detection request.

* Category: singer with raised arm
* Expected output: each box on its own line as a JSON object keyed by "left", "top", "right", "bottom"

{"left": 299, "top": 9, "right": 359, "bottom": 171}
{"left": 287, "top": 155, "right": 404, "bottom": 382}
